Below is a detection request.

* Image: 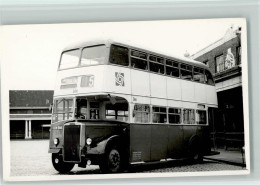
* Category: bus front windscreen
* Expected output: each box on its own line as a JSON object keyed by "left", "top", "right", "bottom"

{"left": 80, "top": 45, "right": 107, "bottom": 66}
{"left": 59, "top": 49, "right": 80, "bottom": 70}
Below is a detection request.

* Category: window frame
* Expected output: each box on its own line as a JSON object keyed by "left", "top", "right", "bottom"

{"left": 133, "top": 104, "right": 151, "bottom": 124}
{"left": 58, "top": 48, "right": 81, "bottom": 70}
{"left": 193, "top": 67, "right": 205, "bottom": 83}
{"left": 215, "top": 54, "right": 225, "bottom": 73}
{"left": 130, "top": 49, "right": 149, "bottom": 71}
{"left": 148, "top": 54, "right": 165, "bottom": 75}
{"left": 152, "top": 106, "right": 167, "bottom": 124}
{"left": 108, "top": 44, "right": 130, "bottom": 67}
{"left": 196, "top": 109, "right": 207, "bottom": 125}
{"left": 165, "top": 59, "right": 180, "bottom": 78}
{"left": 180, "top": 63, "right": 193, "bottom": 81}
{"left": 168, "top": 107, "right": 182, "bottom": 124}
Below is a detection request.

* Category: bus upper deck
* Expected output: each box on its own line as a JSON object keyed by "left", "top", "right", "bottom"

{"left": 54, "top": 39, "right": 217, "bottom": 107}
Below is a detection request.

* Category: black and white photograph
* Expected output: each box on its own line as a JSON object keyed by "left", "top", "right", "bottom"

{"left": 1, "top": 18, "right": 249, "bottom": 181}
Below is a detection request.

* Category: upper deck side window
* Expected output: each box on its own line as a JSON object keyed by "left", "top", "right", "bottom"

{"left": 81, "top": 45, "right": 107, "bottom": 66}
{"left": 130, "top": 50, "right": 148, "bottom": 70}
{"left": 109, "top": 45, "right": 129, "bottom": 66}
{"left": 149, "top": 55, "right": 165, "bottom": 74}
{"left": 59, "top": 49, "right": 80, "bottom": 70}
{"left": 180, "top": 64, "right": 193, "bottom": 80}
{"left": 193, "top": 67, "right": 205, "bottom": 83}
{"left": 166, "top": 59, "right": 180, "bottom": 77}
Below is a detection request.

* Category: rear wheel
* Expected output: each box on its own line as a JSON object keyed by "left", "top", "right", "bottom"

{"left": 99, "top": 146, "right": 124, "bottom": 173}
{"left": 52, "top": 153, "right": 75, "bottom": 173}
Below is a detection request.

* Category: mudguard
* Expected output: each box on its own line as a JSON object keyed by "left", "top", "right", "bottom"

{"left": 87, "top": 135, "right": 121, "bottom": 155}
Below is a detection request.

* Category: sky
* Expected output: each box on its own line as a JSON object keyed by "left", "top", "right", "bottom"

{"left": 0, "top": 18, "right": 244, "bottom": 90}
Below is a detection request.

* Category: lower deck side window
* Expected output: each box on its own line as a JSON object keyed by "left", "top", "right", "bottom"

{"left": 183, "top": 109, "right": 195, "bottom": 124}
{"left": 152, "top": 106, "right": 167, "bottom": 123}
{"left": 133, "top": 104, "right": 150, "bottom": 123}
{"left": 168, "top": 108, "right": 181, "bottom": 124}
{"left": 196, "top": 110, "right": 207, "bottom": 124}
{"left": 105, "top": 103, "right": 128, "bottom": 122}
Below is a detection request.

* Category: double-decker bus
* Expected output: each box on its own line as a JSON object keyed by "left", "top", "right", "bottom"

{"left": 49, "top": 39, "right": 218, "bottom": 173}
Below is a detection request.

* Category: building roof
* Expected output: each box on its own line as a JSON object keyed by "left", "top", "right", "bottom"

{"left": 191, "top": 26, "right": 241, "bottom": 59}
{"left": 9, "top": 90, "right": 54, "bottom": 108}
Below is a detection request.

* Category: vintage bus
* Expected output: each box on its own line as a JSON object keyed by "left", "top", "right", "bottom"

{"left": 49, "top": 39, "right": 218, "bottom": 173}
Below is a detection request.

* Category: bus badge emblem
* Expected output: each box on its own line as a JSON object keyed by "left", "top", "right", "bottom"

{"left": 115, "top": 72, "right": 125, "bottom": 86}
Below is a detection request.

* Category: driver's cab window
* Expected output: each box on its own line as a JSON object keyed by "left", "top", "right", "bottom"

{"left": 105, "top": 102, "right": 128, "bottom": 122}
{"left": 76, "top": 98, "right": 88, "bottom": 119}
{"left": 90, "top": 102, "right": 99, "bottom": 119}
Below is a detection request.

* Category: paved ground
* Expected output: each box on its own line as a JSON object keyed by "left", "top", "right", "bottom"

{"left": 10, "top": 140, "right": 244, "bottom": 176}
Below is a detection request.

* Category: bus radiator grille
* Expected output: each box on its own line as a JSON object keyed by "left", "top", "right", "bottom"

{"left": 63, "top": 125, "right": 81, "bottom": 162}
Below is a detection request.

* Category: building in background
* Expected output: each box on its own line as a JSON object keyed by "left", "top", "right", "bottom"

{"left": 191, "top": 26, "right": 243, "bottom": 149}
{"left": 9, "top": 90, "right": 53, "bottom": 139}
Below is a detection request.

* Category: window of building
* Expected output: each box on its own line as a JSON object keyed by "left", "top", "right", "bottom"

{"left": 149, "top": 55, "right": 165, "bottom": 74}
{"left": 196, "top": 110, "right": 207, "bottom": 125}
{"left": 183, "top": 109, "right": 195, "bottom": 124}
{"left": 152, "top": 106, "right": 167, "bottom": 123}
{"left": 205, "top": 70, "right": 214, "bottom": 85}
{"left": 105, "top": 103, "right": 128, "bottom": 122}
{"left": 81, "top": 45, "right": 107, "bottom": 66}
{"left": 193, "top": 67, "right": 205, "bottom": 83}
{"left": 59, "top": 49, "right": 80, "bottom": 70}
{"left": 237, "top": 46, "right": 241, "bottom": 65}
{"left": 133, "top": 104, "right": 150, "bottom": 123}
{"left": 168, "top": 108, "right": 181, "bottom": 124}
{"left": 130, "top": 50, "right": 148, "bottom": 70}
{"left": 109, "top": 45, "right": 129, "bottom": 66}
{"left": 215, "top": 54, "right": 224, "bottom": 73}
{"left": 166, "top": 59, "right": 179, "bottom": 77}
{"left": 180, "top": 64, "right": 193, "bottom": 80}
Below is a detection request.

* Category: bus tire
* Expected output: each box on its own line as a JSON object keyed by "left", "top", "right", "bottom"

{"left": 52, "top": 153, "right": 75, "bottom": 173}
{"left": 99, "top": 145, "right": 124, "bottom": 173}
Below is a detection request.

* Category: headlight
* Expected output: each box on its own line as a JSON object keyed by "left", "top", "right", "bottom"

{"left": 86, "top": 138, "right": 92, "bottom": 145}
{"left": 54, "top": 138, "right": 59, "bottom": 145}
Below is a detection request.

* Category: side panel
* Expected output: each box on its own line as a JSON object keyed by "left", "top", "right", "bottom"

{"left": 182, "top": 125, "right": 198, "bottom": 156}
{"left": 150, "top": 124, "right": 168, "bottom": 161}
{"left": 130, "top": 124, "right": 151, "bottom": 162}
{"left": 181, "top": 80, "right": 195, "bottom": 102}
{"left": 167, "top": 125, "right": 184, "bottom": 158}
{"left": 206, "top": 85, "right": 218, "bottom": 105}
{"left": 166, "top": 77, "right": 182, "bottom": 100}
{"left": 150, "top": 74, "right": 167, "bottom": 99}
{"left": 194, "top": 83, "right": 207, "bottom": 104}
{"left": 103, "top": 65, "right": 132, "bottom": 95}
{"left": 131, "top": 70, "right": 150, "bottom": 97}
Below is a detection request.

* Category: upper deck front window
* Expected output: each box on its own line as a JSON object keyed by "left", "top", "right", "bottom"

{"left": 59, "top": 49, "right": 80, "bottom": 70}
{"left": 81, "top": 45, "right": 106, "bottom": 66}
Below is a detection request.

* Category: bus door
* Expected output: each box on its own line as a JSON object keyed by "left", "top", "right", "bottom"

{"left": 130, "top": 104, "right": 151, "bottom": 162}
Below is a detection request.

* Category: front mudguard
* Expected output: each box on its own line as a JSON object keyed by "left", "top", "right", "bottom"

{"left": 86, "top": 135, "right": 120, "bottom": 155}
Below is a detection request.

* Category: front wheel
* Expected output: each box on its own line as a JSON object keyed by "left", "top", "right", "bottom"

{"left": 99, "top": 146, "right": 124, "bottom": 173}
{"left": 52, "top": 153, "right": 75, "bottom": 173}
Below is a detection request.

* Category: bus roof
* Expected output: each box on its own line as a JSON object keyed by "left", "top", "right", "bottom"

{"left": 63, "top": 38, "right": 208, "bottom": 70}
